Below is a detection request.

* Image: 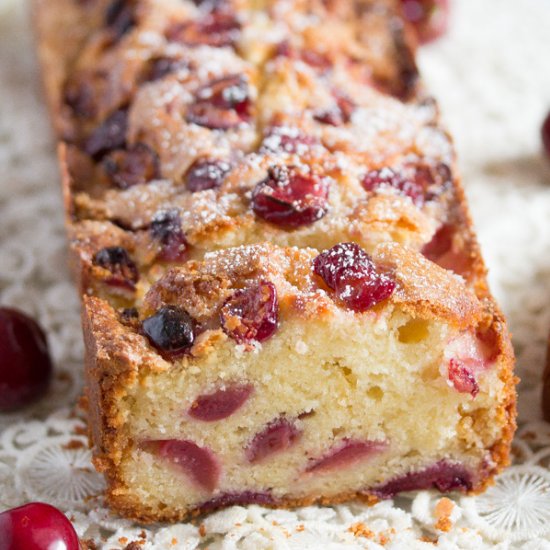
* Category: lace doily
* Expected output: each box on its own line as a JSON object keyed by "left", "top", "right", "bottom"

{"left": 1, "top": 0, "right": 550, "bottom": 547}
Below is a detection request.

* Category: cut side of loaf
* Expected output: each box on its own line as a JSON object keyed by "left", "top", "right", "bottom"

{"left": 34, "top": 0, "right": 516, "bottom": 522}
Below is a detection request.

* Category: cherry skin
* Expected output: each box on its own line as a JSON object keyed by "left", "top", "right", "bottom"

{"left": 0, "top": 502, "right": 79, "bottom": 550}
{"left": 0, "top": 308, "right": 52, "bottom": 412}
{"left": 542, "top": 110, "right": 550, "bottom": 158}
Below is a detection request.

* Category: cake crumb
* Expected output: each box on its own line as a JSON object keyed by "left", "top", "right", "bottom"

{"left": 63, "top": 439, "right": 85, "bottom": 450}
{"left": 296, "top": 524, "right": 305, "bottom": 532}
{"left": 348, "top": 522, "right": 374, "bottom": 539}
{"left": 199, "top": 523, "right": 207, "bottom": 537}
{"left": 419, "top": 535, "right": 438, "bottom": 544}
{"left": 434, "top": 497, "right": 455, "bottom": 532}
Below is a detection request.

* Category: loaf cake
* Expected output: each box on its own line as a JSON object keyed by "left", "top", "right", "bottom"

{"left": 34, "top": 0, "right": 516, "bottom": 522}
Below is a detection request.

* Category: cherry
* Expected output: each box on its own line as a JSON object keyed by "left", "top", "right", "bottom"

{"left": 313, "top": 243, "right": 396, "bottom": 311}
{"left": 306, "top": 439, "right": 387, "bottom": 473}
{"left": 188, "top": 383, "right": 254, "bottom": 421}
{"left": 245, "top": 417, "right": 301, "bottom": 463}
{"left": 63, "top": 75, "right": 96, "bottom": 119}
{"left": 447, "top": 358, "right": 479, "bottom": 397}
{"left": 252, "top": 165, "right": 329, "bottom": 228}
{"left": 186, "top": 75, "right": 251, "bottom": 130}
{"left": 184, "top": 158, "right": 231, "bottom": 192}
{"left": 167, "top": 12, "right": 240, "bottom": 48}
{"left": 145, "top": 439, "right": 221, "bottom": 492}
{"left": 150, "top": 209, "right": 188, "bottom": 262}
{"left": 102, "top": 143, "right": 159, "bottom": 189}
{"left": 144, "top": 57, "right": 189, "bottom": 82}
{"left": 362, "top": 167, "right": 424, "bottom": 206}
{"left": 275, "top": 41, "right": 331, "bottom": 72}
{"left": 0, "top": 309, "right": 52, "bottom": 412}
{"left": 0, "top": 502, "right": 79, "bottom": 550}
{"left": 313, "top": 93, "right": 356, "bottom": 126}
{"left": 84, "top": 109, "right": 128, "bottom": 159}
{"left": 142, "top": 306, "right": 195, "bottom": 354}
{"left": 199, "top": 491, "right": 275, "bottom": 512}
{"left": 92, "top": 246, "right": 139, "bottom": 290}
{"left": 260, "top": 126, "right": 320, "bottom": 155}
{"left": 220, "top": 281, "right": 279, "bottom": 344}
{"left": 401, "top": 0, "right": 449, "bottom": 44}
{"left": 373, "top": 460, "right": 472, "bottom": 498}
{"left": 542, "top": 111, "right": 550, "bottom": 157}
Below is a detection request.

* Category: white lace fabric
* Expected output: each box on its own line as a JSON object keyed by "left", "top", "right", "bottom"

{"left": 1, "top": 0, "right": 550, "bottom": 547}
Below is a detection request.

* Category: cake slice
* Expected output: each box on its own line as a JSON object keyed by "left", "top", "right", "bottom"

{"left": 83, "top": 242, "right": 513, "bottom": 521}
{"left": 34, "top": 0, "right": 516, "bottom": 522}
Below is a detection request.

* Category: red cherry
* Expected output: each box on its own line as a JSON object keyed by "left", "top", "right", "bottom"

{"left": 0, "top": 502, "right": 79, "bottom": 550}
{"left": 220, "top": 281, "right": 279, "bottom": 344}
{"left": 542, "top": 111, "right": 550, "bottom": 157}
{"left": 0, "top": 309, "right": 52, "bottom": 412}
{"left": 188, "top": 383, "right": 254, "bottom": 421}
{"left": 401, "top": 0, "right": 449, "bottom": 44}
{"left": 306, "top": 439, "right": 387, "bottom": 472}
{"left": 362, "top": 167, "right": 424, "bottom": 206}
{"left": 252, "top": 165, "right": 329, "bottom": 228}
{"left": 245, "top": 417, "right": 301, "bottom": 463}
{"left": 447, "top": 358, "right": 479, "bottom": 397}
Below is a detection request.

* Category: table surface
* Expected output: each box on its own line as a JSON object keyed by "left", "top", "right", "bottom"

{"left": 1, "top": 0, "right": 550, "bottom": 547}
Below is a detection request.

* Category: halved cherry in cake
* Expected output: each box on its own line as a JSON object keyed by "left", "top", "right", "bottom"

{"left": 167, "top": 11, "right": 240, "bottom": 48}
{"left": 0, "top": 502, "right": 79, "bottom": 550}
{"left": 220, "top": 281, "right": 279, "bottom": 344}
{"left": 252, "top": 165, "right": 329, "bottom": 228}
{"left": 85, "top": 109, "right": 128, "bottom": 159}
{"left": 184, "top": 158, "right": 231, "bottom": 192}
{"left": 150, "top": 209, "right": 188, "bottom": 263}
{"left": 260, "top": 126, "right": 320, "bottom": 155}
{"left": 422, "top": 223, "right": 471, "bottom": 276}
{"left": 199, "top": 491, "right": 275, "bottom": 512}
{"left": 400, "top": 0, "right": 449, "bottom": 45}
{"left": 448, "top": 358, "right": 479, "bottom": 397}
{"left": 313, "top": 243, "right": 396, "bottom": 311}
{"left": 307, "top": 439, "right": 387, "bottom": 473}
{"left": 246, "top": 417, "right": 302, "bottom": 463}
{"left": 143, "top": 56, "right": 189, "bottom": 82}
{"left": 142, "top": 305, "right": 195, "bottom": 354}
{"left": 313, "top": 92, "right": 356, "bottom": 126}
{"left": 102, "top": 143, "right": 159, "bottom": 189}
{"left": 189, "top": 383, "right": 254, "bottom": 421}
{"left": 186, "top": 75, "right": 251, "bottom": 130}
{"left": 92, "top": 246, "right": 139, "bottom": 290}
{"left": 373, "top": 460, "right": 473, "bottom": 498}
{"left": 275, "top": 41, "right": 331, "bottom": 72}
{"left": 0, "top": 308, "right": 53, "bottom": 412}
{"left": 144, "top": 439, "right": 221, "bottom": 492}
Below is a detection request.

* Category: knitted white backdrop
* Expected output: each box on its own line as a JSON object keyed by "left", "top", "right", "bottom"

{"left": 0, "top": 0, "right": 549, "bottom": 547}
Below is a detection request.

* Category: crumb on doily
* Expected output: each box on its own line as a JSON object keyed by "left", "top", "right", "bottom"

{"left": 79, "top": 538, "right": 98, "bottom": 550}
{"left": 199, "top": 523, "right": 207, "bottom": 537}
{"left": 123, "top": 541, "right": 144, "bottom": 549}
{"left": 348, "top": 522, "right": 374, "bottom": 539}
{"left": 419, "top": 534, "right": 438, "bottom": 544}
{"left": 434, "top": 497, "right": 455, "bottom": 532}
{"left": 63, "top": 439, "right": 86, "bottom": 450}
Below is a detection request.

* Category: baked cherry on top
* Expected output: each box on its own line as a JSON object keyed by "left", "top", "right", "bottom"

{"left": 0, "top": 308, "right": 53, "bottom": 412}
{"left": 0, "top": 502, "right": 79, "bottom": 550}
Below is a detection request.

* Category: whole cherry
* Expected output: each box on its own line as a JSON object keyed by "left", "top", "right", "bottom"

{"left": 0, "top": 502, "right": 79, "bottom": 550}
{"left": 0, "top": 308, "right": 53, "bottom": 412}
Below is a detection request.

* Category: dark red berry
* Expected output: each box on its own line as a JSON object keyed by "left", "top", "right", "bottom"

{"left": 422, "top": 224, "right": 454, "bottom": 261}
{"left": 142, "top": 306, "right": 195, "bottom": 353}
{"left": 145, "top": 439, "right": 221, "bottom": 492}
{"left": 84, "top": 109, "right": 128, "bottom": 159}
{"left": 166, "top": 11, "right": 240, "bottom": 48}
{"left": 0, "top": 308, "right": 52, "bottom": 412}
{"left": 362, "top": 167, "right": 424, "bottom": 205}
{"left": 102, "top": 143, "right": 159, "bottom": 189}
{"left": 188, "top": 383, "right": 254, "bottom": 421}
{"left": 0, "top": 502, "right": 79, "bottom": 550}
{"left": 105, "top": 0, "right": 136, "bottom": 41}
{"left": 184, "top": 158, "right": 231, "bottom": 192}
{"left": 313, "top": 243, "right": 396, "bottom": 311}
{"left": 260, "top": 126, "right": 320, "bottom": 155}
{"left": 92, "top": 246, "right": 139, "bottom": 290}
{"left": 144, "top": 56, "right": 189, "bottom": 82}
{"left": 252, "top": 165, "right": 329, "bottom": 228}
{"left": 306, "top": 439, "right": 387, "bottom": 473}
{"left": 199, "top": 491, "right": 275, "bottom": 513}
{"left": 447, "top": 358, "right": 479, "bottom": 397}
{"left": 314, "top": 93, "right": 356, "bottom": 126}
{"left": 220, "top": 281, "right": 278, "bottom": 344}
{"left": 186, "top": 75, "right": 251, "bottom": 130}
{"left": 542, "top": 111, "right": 550, "bottom": 157}
{"left": 246, "top": 417, "right": 301, "bottom": 463}
{"left": 401, "top": 0, "right": 449, "bottom": 44}
{"left": 150, "top": 209, "right": 188, "bottom": 262}
{"left": 63, "top": 75, "right": 96, "bottom": 119}
{"left": 275, "top": 41, "right": 331, "bottom": 72}
{"left": 373, "top": 460, "right": 472, "bottom": 498}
